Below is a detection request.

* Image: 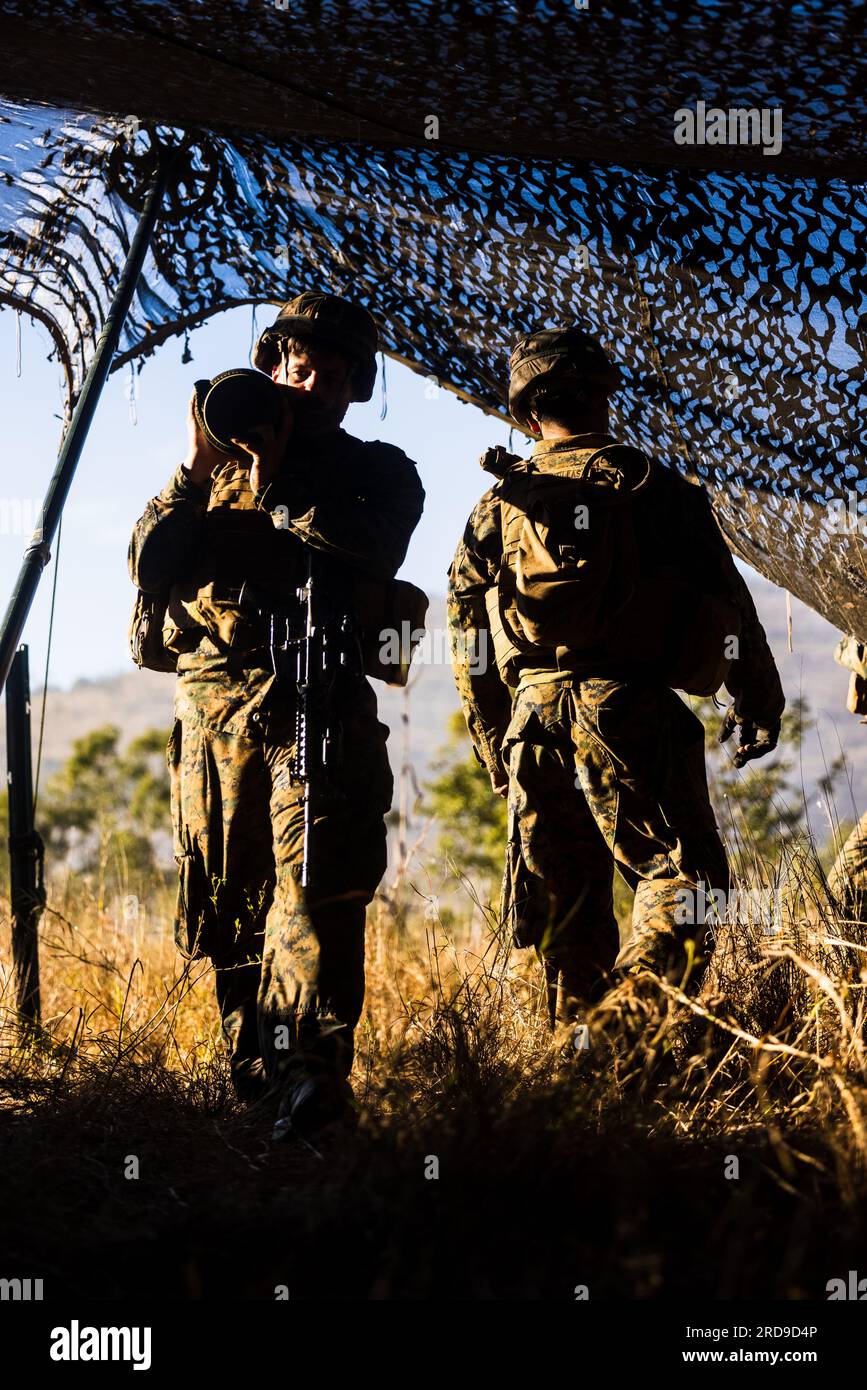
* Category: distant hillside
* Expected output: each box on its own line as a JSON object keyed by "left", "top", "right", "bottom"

{"left": 3, "top": 582, "right": 867, "bottom": 837}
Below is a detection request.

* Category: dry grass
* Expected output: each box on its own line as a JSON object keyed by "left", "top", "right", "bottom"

{"left": 2, "top": 851, "right": 867, "bottom": 1300}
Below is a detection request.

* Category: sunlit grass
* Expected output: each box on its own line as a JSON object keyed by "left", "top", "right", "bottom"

{"left": 1, "top": 835, "right": 867, "bottom": 1297}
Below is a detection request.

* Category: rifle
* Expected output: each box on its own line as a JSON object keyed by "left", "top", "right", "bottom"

{"left": 241, "top": 548, "right": 361, "bottom": 889}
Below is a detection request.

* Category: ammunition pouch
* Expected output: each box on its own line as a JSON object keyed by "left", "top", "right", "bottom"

{"left": 130, "top": 459, "right": 429, "bottom": 683}
{"left": 169, "top": 504, "right": 302, "bottom": 655}
{"left": 485, "top": 582, "right": 530, "bottom": 687}
{"left": 353, "top": 574, "right": 429, "bottom": 687}
{"left": 176, "top": 578, "right": 274, "bottom": 653}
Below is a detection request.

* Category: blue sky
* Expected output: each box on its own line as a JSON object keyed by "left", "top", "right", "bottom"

{"left": 0, "top": 304, "right": 517, "bottom": 688}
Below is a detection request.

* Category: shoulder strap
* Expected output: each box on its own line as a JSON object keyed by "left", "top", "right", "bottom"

{"left": 493, "top": 469, "right": 534, "bottom": 566}
{"left": 572, "top": 443, "right": 653, "bottom": 490}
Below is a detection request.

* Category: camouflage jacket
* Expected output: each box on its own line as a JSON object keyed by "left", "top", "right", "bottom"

{"left": 447, "top": 433, "right": 785, "bottom": 781}
{"left": 129, "top": 427, "right": 424, "bottom": 736}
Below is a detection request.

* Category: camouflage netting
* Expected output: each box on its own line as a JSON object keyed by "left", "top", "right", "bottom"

{"left": 0, "top": 0, "right": 865, "bottom": 635}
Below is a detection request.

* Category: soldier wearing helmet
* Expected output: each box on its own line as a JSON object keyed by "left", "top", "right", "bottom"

{"left": 129, "top": 292, "right": 425, "bottom": 1140}
{"left": 507, "top": 326, "right": 622, "bottom": 433}
{"left": 448, "top": 324, "right": 784, "bottom": 1020}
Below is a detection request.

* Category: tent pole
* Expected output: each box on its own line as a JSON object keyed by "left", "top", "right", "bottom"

{"left": 0, "top": 154, "right": 171, "bottom": 694}
{"left": 6, "top": 644, "right": 43, "bottom": 1025}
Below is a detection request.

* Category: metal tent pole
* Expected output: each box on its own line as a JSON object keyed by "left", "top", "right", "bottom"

{"left": 6, "top": 644, "right": 43, "bottom": 1023}
{"left": 0, "top": 154, "right": 171, "bottom": 694}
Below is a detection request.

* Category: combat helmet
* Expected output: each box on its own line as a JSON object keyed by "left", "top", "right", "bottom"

{"left": 508, "top": 325, "right": 621, "bottom": 431}
{"left": 253, "top": 291, "right": 379, "bottom": 401}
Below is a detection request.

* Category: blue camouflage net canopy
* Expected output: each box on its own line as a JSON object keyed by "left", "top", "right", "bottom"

{"left": 0, "top": 0, "right": 865, "bottom": 636}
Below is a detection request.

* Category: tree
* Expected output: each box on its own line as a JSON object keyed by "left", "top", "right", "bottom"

{"left": 121, "top": 727, "right": 175, "bottom": 832}
{"left": 689, "top": 693, "right": 840, "bottom": 867}
{"left": 39, "top": 725, "right": 172, "bottom": 905}
{"left": 425, "top": 710, "right": 508, "bottom": 883}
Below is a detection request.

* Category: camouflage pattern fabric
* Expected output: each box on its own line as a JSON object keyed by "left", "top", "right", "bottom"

{"left": 827, "top": 642, "right": 867, "bottom": 921}
{"left": 167, "top": 681, "right": 393, "bottom": 1088}
{"left": 131, "top": 428, "right": 423, "bottom": 1096}
{"left": 501, "top": 673, "right": 730, "bottom": 1012}
{"left": 448, "top": 432, "right": 784, "bottom": 1007}
{"left": 828, "top": 811, "right": 867, "bottom": 923}
{"left": 448, "top": 434, "right": 785, "bottom": 788}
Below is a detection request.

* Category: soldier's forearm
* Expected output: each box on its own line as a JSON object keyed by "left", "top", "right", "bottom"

{"left": 448, "top": 596, "right": 512, "bottom": 776}
{"left": 468, "top": 716, "right": 507, "bottom": 781}
{"left": 129, "top": 468, "right": 208, "bottom": 591}
{"left": 252, "top": 471, "right": 312, "bottom": 519}
{"left": 724, "top": 603, "right": 785, "bottom": 726}
{"left": 725, "top": 651, "right": 785, "bottom": 728}
{"left": 255, "top": 464, "right": 424, "bottom": 579}
{"left": 287, "top": 505, "right": 417, "bottom": 577}
{"left": 130, "top": 514, "right": 202, "bottom": 590}
{"left": 162, "top": 463, "right": 212, "bottom": 508}
{"left": 701, "top": 519, "right": 784, "bottom": 728}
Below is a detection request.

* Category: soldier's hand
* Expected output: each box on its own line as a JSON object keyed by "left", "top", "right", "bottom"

{"left": 719, "top": 704, "right": 780, "bottom": 768}
{"left": 182, "top": 388, "right": 226, "bottom": 486}
{"left": 489, "top": 760, "right": 509, "bottom": 798}
{"left": 230, "top": 392, "right": 294, "bottom": 496}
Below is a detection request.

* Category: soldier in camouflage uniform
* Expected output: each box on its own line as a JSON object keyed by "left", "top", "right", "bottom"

{"left": 129, "top": 293, "right": 424, "bottom": 1138}
{"left": 447, "top": 327, "right": 785, "bottom": 1023}
{"left": 827, "top": 635, "right": 867, "bottom": 921}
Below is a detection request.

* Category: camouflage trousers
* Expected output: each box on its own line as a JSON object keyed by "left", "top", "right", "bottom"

{"left": 828, "top": 810, "right": 867, "bottom": 921}
{"left": 501, "top": 673, "right": 729, "bottom": 1019}
{"left": 167, "top": 682, "right": 393, "bottom": 1096}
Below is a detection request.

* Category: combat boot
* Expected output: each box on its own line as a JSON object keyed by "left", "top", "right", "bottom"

{"left": 231, "top": 1057, "right": 272, "bottom": 1104}
{"left": 615, "top": 927, "right": 711, "bottom": 997}
{"left": 271, "top": 1073, "right": 357, "bottom": 1145}
{"left": 542, "top": 956, "right": 611, "bottom": 1030}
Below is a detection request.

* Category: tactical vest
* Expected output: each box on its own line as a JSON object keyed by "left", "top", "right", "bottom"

{"left": 484, "top": 443, "right": 647, "bottom": 680}
{"left": 155, "top": 460, "right": 429, "bottom": 687}
{"left": 162, "top": 461, "right": 303, "bottom": 656}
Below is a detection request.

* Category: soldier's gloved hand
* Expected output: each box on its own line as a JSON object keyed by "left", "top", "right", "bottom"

{"left": 719, "top": 704, "right": 780, "bottom": 768}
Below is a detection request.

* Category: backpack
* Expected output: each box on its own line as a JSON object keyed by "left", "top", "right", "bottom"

{"left": 485, "top": 443, "right": 741, "bottom": 696}
{"left": 498, "top": 443, "right": 650, "bottom": 651}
